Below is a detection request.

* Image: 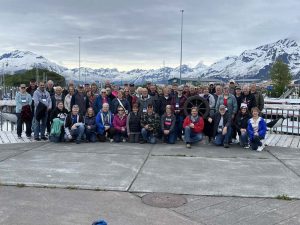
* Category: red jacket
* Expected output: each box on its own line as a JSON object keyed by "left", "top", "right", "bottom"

{"left": 183, "top": 116, "right": 204, "bottom": 133}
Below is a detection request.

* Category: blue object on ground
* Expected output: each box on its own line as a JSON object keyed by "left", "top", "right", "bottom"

{"left": 92, "top": 220, "right": 107, "bottom": 225}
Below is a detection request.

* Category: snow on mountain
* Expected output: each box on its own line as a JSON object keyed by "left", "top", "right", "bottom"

{"left": 1, "top": 38, "right": 300, "bottom": 84}
{"left": 0, "top": 50, "right": 67, "bottom": 74}
{"left": 200, "top": 38, "right": 300, "bottom": 80}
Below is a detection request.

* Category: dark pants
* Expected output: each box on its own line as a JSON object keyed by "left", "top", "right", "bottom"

{"left": 163, "top": 131, "right": 176, "bottom": 144}
{"left": 214, "top": 126, "right": 232, "bottom": 146}
{"left": 16, "top": 113, "right": 32, "bottom": 137}
{"left": 175, "top": 114, "right": 184, "bottom": 139}
{"left": 204, "top": 119, "right": 214, "bottom": 139}
{"left": 50, "top": 132, "right": 65, "bottom": 143}
{"left": 85, "top": 129, "right": 96, "bottom": 142}
{"left": 128, "top": 133, "right": 140, "bottom": 143}
{"left": 250, "top": 135, "right": 263, "bottom": 150}
{"left": 114, "top": 130, "right": 127, "bottom": 142}
{"left": 97, "top": 128, "right": 115, "bottom": 142}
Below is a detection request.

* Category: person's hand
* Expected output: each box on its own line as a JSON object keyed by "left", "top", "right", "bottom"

{"left": 121, "top": 127, "right": 125, "bottom": 132}
{"left": 208, "top": 118, "right": 212, "bottom": 123}
{"left": 222, "top": 126, "right": 227, "bottom": 135}
{"left": 254, "top": 132, "right": 258, "bottom": 136}
{"left": 240, "top": 128, "right": 246, "bottom": 133}
{"left": 189, "top": 123, "right": 195, "bottom": 128}
{"left": 145, "top": 125, "right": 149, "bottom": 129}
{"left": 87, "top": 125, "right": 91, "bottom": 129}
{"left": 68, "top": 134, "right": 72, "bottom": 140}
{"left": 71, "top": 125, "right": 76, "bottom": 130}
{"left": 175, "top": 110, "right": 180, "bottom": 114}
{"left": 164, "top": 130, "right": 169, "bottom": 135}
{"left": 105, "top": 126, "right": 110, "bottom": 131}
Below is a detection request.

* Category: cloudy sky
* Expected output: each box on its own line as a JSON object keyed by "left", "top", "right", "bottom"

{"left": 0, "top": 0, "right": 300, "bottom": 71}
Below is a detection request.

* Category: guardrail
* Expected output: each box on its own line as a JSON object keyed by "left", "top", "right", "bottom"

{"left": 262, "top": 108, "right": 300, "bottom": 135}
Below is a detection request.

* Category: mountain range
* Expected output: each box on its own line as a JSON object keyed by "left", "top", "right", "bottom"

{"left": 0, "top": 38, "right": 300, "bottom": 84}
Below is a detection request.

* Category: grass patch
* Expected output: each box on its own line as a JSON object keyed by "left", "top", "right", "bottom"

{"left": 276, "top": 194, "right": 292, "bottom": 201}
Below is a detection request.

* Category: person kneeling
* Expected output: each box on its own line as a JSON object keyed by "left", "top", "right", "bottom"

{"left": 64, "top": 105, "right": 85, "bottom": 144}
{"left": 208, "top": 105, "right": 231, "bottom": 148}
{"left": 85, "top": 107, "right": 97, "bottom": 142}
{"left": 140, "top": 104, "right": 160, "bottom": 144}
{"left": 95, "top": 103, "right": 115, "bottom": 142}
{"left": 161, "top": 105, "right": 176, "bottom": 144}
{"left": 183, "top": 107, "right": 204, "bottom": 148}
{"left": 234, "top": 103, "right": 251, "bottom": 148}
{"left": 113, "top": 106, "right": 127, "bottom": 142}
{"left": 247, "top": 107, "right": 267, "bottom": 151}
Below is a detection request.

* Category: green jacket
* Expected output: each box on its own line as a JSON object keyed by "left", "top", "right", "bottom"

{"left": 50, "top": 118, "right": 65, "bottom": 136}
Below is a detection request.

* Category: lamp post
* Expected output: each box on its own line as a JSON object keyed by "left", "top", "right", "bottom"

{"left": 78, "top": 36, "right": 81, "bottom": 83}
{"left": 179, "top": 9, "right": 184, "bottom": 85}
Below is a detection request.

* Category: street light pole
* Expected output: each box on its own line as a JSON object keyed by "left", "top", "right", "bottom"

{"left": 78, "top": 36, "right": 81, "bottom": 83}
{"left": 179, "top": 9, "right": 184, "bottom": 85}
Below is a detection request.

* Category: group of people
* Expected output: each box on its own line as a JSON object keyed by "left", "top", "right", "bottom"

{"left": 15, "top": 79, "right": 267, "bottom": 151}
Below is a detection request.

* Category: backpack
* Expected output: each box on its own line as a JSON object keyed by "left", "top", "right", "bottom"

{"left": 21, "top": 105, "right": 32, "bottom": 122}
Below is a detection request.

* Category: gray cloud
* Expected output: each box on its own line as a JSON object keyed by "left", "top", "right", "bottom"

{"left": 0, "top": 0, "right": 300, "bottom": 70}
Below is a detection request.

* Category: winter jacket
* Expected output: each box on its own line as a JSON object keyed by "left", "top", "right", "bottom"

{"left": 50, "top": 107, "right": 68, "bottom": 123}
{"left": 211, "top": 111, "right": 231, "bottom": 137}
{"left": 241, "top": 93, "right": 256, "bottom": 111}
{"left": 33, "top": 88, "right": 52, "bottom": 109}
{"left": 137, "top": 95, "right": 155, "bottom": 114}
{"left": 95, "top": 111, "right": 114, "bottom": 135}
{"left": 158, "top": 95, "right": 172, "bottom": 116}
{"left": 247, "top": 117, "right": 267, "bottom": 141}
{"left": 51, "top": 94, "right": 65, "bottom": 110}
{"left": 84, "top": 115, "right": 96, "bottom": 133}
{"left": 93, "top": 95, "right": 112, "bottom": 114}
{"left": 200, "top": 93, "right": 216, "bottom": 116}
{"left": 215, "top": 94, "right": 237, "bottom": 116}
{"left": 71, "top": 92, "right": 89, "bottom": 115}
{"left": 140, "top": 112, "right": 160, "bottom": 134}
{"left": 161, "top": 114, "right": 176, "bottom": 133}
{"left": 15, "top": 92, "right": 32, "bottom": 113}
{"left": 234, "top": 111, "right": 251, "bottom": 135}
{"left": 64, "top": 94, "right": 73, "bottom": 112}
{"left": 252, "top": 91, "right": 264, "bottom": 111}
{"left": 126, "top": 112, "right": 141, "bottom": 133}
{"left": 111, "top": 98, "right": 131, "bottom": 114}
{"left": 64, "top": 113, "right": 84, "bottom": 137}
{"left": 113, "top": 114, "right": 127, "bottom": 132}
{"left": 183, "top": 115, "right": 204, "bottom": 134}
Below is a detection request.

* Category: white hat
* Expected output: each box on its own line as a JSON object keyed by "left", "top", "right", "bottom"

{"left": 240, "top": 103, "right": 248, "bottom": 109}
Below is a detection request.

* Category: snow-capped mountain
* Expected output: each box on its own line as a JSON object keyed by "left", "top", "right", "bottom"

{"left": 200, "top": 38, "right": 300, "bottom": 80}
{"left": 0, "top": 50, "right": 67, "bottom": 74}
{"left": 1, "top": 38, "right": 300, "bottom": 84}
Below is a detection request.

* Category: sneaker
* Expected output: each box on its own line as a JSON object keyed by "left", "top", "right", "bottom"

{"left": 17, "top": 135, "right": 22, "bottom": 139}
{"left": 122, "top": 138, "right": 126, "bottom": 143}
{"left": 34, "top": 138, "right": 41, "bottom": 141}
{"left": 41, "top": 137, "right": 48, "bottom": 141}
{"left": 186, "top": 143, "right": 191, "bottom": 148}
{"left": 243, "top": 145, "right": 250, "bottom": 149}
{"left": 110, "top": 139, "right": 114, "bottom": 143}
{"left": 76, "top": 140, "right": 81, "bottom": 144}
{"left": 26, "top": 135, "right": 31, "bottom": 139}
{"left": 224, "top": 143, "right": 229, "bottom": 148}
{"left": 232, "top": 139, "right": 239, "bottom": 144}
{"left": 139, "top": 140, "right": 146, "bottom": 144}
{"left": 257, "top": 145, "right": 264, "bottom": 152}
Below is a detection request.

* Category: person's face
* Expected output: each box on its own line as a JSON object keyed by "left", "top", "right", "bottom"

{"left": 124, "top": 88, "right": 130, "bottom": 96}
{"left": 163, "top": 89, "right": 169, "bottom": 96}
{"left": 252, "top": 110, "right": 259, "bottom": 117}
{"left": 69, "top": 88, "right": 75, "bottom": 95}
{"left": 250, "top": 85, "right": 256, "bottom": 92}
{"left": 118, "top": 91, "right": 123, "bottom": 99}
{"left": 216, "top": 87, "right": 222, "bottom": 95}
{"left": 78, "top": 87, "right": 84, "bottom": 93}
{"left": 106, "top": 88, "right": 111, "bottom": 95}
{"left": 203, "top": 88, "right": 209, "bottom": 95}
{"left": 88, "top": 108, "right": 94, "bottom": 116}
{"left": 86, "top": 91, "right": 91, "bottom": 97}
{"left": 130, "top": 86, "right": 135, "bottom": 92}
{"left": 102, "top": 105, "right": 109, "bottom": 112}
{"left": 91, "top": 85, "right": 97, "bottom": 92}
{"left": 39, "top": 83, "right": 45, "bottom": 91}
{"left": 184, "top": 86, "right": 189, "bottom": 92}
{"left": 142, "top": 90, "right": 148, "bottom": 97}
{"left": 229, "top": 82, "right": 235, "bottom": 87}
{"left": 47, "top": 82, "right": 53, "bottom": 89}
{"left": 72, "top": 107, "right": 79, "bottom": 115}
{"left": 235, "top": 89, "right": 241, "bottom": 95}
{"left": 223, "top": 88, "right": 229, "bottom": 95}
{"left": 241, "top": 108, "right": 247, "bottom": 114}
{"left": 101, "top": 90, "right": 107, "bottom": 97}
{"left": 55, "top": 88, "right": 62, "bottom": 95}
{"left": 30, "top": 82, "right": 36, "bottom": 87}
{"left": 118, "top": 107, "right": 125, "bottom": 115}
{"left": 172, "top": 85, "right": 178, "bottom": 92}
{"left": 191, "top": 109, "right": 198, "bottom": 117}
{"left": 178, "top": 89, "right": 183, "bottom": 95}
{"left": 133, "top": 107, "right": 138, "bottom": 113}
{"left": 190, "top": 87, "right": 195, "bottom": 93}
{"left": 20, "top": 85, "right": 26, "bottom": 93}
{"left": 166, "top": 106, "right": 172, "bottom": 114}
{"left": 243, "top": 87, "right": 249, "bottom": 95}
{"left": 57, "top": 102, "right": 63, "bottom": 110}
{"left": 150, "top": 86, "right": 156, "bottom": 93}
{"left": 219, "top": 108, "right": 226, "bottom": 115}
{"left": 147, "top": 107, "right": 153, "bottom": 113}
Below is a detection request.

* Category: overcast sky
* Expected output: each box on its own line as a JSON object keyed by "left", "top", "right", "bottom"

{"left": 0, "top": 0, "right": 300, "bottom": 70}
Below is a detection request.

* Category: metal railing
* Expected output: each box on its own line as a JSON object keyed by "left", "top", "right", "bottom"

{"left": 263, "top": 108, "right": 300, "bottom": 135}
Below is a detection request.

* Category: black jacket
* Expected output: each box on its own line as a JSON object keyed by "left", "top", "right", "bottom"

{"left": 212, "top": 111, "right": 231, "bottom": 137}
{"left": 35, "top": 102, "right": 47, "bottom": 121}
{"left": 241, "top": 93, "right": 256, "bottom": 111}
{"left": 234, "top": 111, "right": 251, "bottom": 135}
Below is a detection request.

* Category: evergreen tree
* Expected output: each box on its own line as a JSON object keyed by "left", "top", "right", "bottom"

{"left": 270, "top": 60, "right": 292, "bottom": 97}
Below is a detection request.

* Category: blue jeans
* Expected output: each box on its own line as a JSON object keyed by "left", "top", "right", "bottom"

{"left": 214, "top": 126, "right": 232, "bottom": 146}
{"left": 34, "top": 113, "right": 47, "bottom": 139}
{"left": 163, "top": 131, "right": 176, "bottom": 144}
{"left": 239, "top": 132, "right": 248, "bottom": 147}
{"left": 141, "top": 128, "right": 156, "bottom": 144}
{"left": 69, "top": 124, "right": 85, "bottom": 141}
{"left": 184, "top": 127, "right": 203, "bottom": 143}
{"left": 85, "top": 129, "right": 96, "bottom": 142}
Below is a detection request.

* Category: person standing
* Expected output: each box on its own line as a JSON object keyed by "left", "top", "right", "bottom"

{"left": 71, "top": 84, "right": 89, "bottom": 116}
{"left": 64, "top": 86, "right": 75, "bottom": 112}
{"left": 33, "top": 81, "right": 52, "bottom": 141}
{"left": 15, "top": 84, "right": 32, "bottom": 138}
{"left": 250, "top": 83, "right": 264, "bottom": 111}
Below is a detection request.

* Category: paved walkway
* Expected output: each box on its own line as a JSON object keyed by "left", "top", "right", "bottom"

{"left": 0, "top": 142, "right": 300, "bottom": 224}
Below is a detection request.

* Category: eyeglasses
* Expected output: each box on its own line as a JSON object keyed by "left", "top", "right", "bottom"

{"left": 21, "top": 87, "right": 26, "bottom": 89}
{"left": 118, "top": 109, "right": 124, "bottom": 111}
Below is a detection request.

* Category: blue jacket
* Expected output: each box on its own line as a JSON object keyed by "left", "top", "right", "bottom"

{"left": 15, "top": 92, "right": 32, "bottom": 113}
{"left": 96, "top": 111, "right": 114, "bottom": 135}
{"left": 247, "top": 117, "right": 267, "bottom": 140}
{"left": 93, "top": 96, "right": 112, "bottom": 114}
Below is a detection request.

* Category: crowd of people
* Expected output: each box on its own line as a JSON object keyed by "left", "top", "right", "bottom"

{"left": 15, "top": 79, "right": 267, "bottom": 151}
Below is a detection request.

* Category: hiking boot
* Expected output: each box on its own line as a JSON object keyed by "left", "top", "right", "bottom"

{"left": 34, "top": 138, "right": 41, "bottom": 141}
{"left": 41, "top": 136, "right": 48, "bottom": 141}
{"left": 139, "top": 140, "right": 146, "bottom": 144}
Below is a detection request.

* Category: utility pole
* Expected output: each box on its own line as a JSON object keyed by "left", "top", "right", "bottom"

{"left": 179, "top": 9, "right": 184, "bottom": 85}
{"left": 79, "top": 36, "right": 81, "bottom": 83}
